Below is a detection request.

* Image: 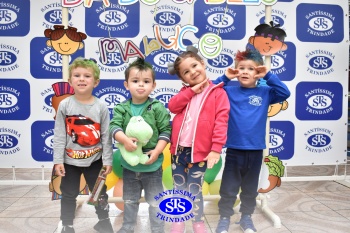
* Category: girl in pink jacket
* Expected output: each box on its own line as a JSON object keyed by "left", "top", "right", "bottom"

{"left": 167, "top": 46, "right": 229, "bottom": 233}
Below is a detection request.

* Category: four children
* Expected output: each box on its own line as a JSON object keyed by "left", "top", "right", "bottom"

{"left": 54, "top": 47, "right": 290, "bottom": 233}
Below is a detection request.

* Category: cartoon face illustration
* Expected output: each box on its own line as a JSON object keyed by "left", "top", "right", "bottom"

{"left": 268, "top": 100, "right": 289, "bottom": 117}
{"left": 248, "top": 21, "right": 287, "bottom": 56}
{"left": 65, "top": 115, "right": 101, "bottom": 146}
{"left": 44, "top": 25, "right": 87, "bottom": 55}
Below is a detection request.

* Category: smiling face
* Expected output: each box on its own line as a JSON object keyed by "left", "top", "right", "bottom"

{"left": 124, "top": 68, "right": 156, "bottom": 104}
{"left": 68, "top": 67, "right": 99, "bottom": 97}
{"left": 236, "top": 59, "right": 260, "bottom": 88}
{"left": 178, "top": 57, "right": 207, "bottom": 87}
{"left": 49, "top": 34, "right": 82, "bottom": 55}
{"left": 250, "top": 36, "right": 286, "bottom": 56}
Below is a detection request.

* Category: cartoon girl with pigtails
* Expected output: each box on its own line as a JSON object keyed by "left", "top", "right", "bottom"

{"left": 44, "top": 25, "right": 87, "bottom": 55}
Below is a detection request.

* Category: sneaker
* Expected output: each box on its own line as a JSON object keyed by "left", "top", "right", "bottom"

{"left": 192, "top": 221, "right": 208, "bottom": 233}
{"left": 61, "top": 225, "right": 75, "bottom": 233}
{"left": 237, "top": 215, "right": 257, "bottom": 233}
{"left": 93, "top": 218, "right": 114, "bottom": 233}
{"left": 215, "top": 217, "right": 230, "bottom": 233}
{"left": 170, "top": 222, "right": 186, "bottom": 233}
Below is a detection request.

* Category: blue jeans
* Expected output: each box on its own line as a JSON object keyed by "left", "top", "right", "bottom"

{"left": 121, "top": 167, "right": 164, "bottom": 232}
{"left": 172, "top": 147, "right": 206, "bottom": 222}
{"left": 218, "top": 149, "right": 263, "bottom": 217}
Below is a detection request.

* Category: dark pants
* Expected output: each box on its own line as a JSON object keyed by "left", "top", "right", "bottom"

{"left": 60, "top": 159, "right": 109, "bottom": 226}
{"left": 172, "top": 147, "right": 207, "bottom": 222}
{"left": 218, "top": 149, "right": 263, "bottom": 217}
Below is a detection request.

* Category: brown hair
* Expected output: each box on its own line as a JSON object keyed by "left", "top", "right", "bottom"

{"left": 172, "top": 51, "right": 203, "bottom": 78}
{"left": 44, "top": 25, "right": 87, "bottom": 42}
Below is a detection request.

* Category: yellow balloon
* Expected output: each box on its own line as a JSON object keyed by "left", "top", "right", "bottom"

{"left": 105, "top": 171, "right": 119, "bottom": 191}
{"left": 202, "top": 181, "right": 209, "bottom": 195}
{"left": 208, "top": 179, "right": 221, "bottom": 195}
{"left": 162, "top": 143, "right": 171, "bottom": 170}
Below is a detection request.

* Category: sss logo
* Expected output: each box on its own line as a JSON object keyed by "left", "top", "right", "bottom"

{"left": 207, "top": 54, "right": 233, "bottom": 68}
{"left": 0, "top": 8, "right": 16, "bottom": 24}
{"left": 260, "top": 15, "right": 285, "bottom": 28}
{"left": 154, "top": 12, "right": 180, "bottom": 26}
{"left": 44, "top": 10, "right": 71, "bottom": 24}
{"left": 271, "top": 55, "right": 284, "bottom": 69}
{"left": 309, "top": 17, "right": 331, "bottom": 31}
{"left": 308, "top": 95, "right": 331, "bottom": 109}
{"left": 269, "top": 134, "right": 283, "bottom": 148}
{"left": 0, "top": 134, "right": 18, "bottom": 149}
{"left": 208, "top": 13, "right": 233, "bottom": 27}
{"left": 0, "top": 93, "right": 17, "bottom": 107}
{"left": 0, "top": 51, "right": 17, "bottom": 65}
{"left": 100, "top": 10, "right": 127, "bottom": 25}
{"left": 296, "top": 4, "right": 343, "bottom": 42}
{"left": 154, "top": 52, "right": 177, "bottom": 68}
{"left": 100, "top": 93, "right": 123, "bottom": 108}
{"left": 159, "top": 197, "right": 192, "bottom": 215}
{"left": 296, "top": 82, "right": 341, "bottom": 120}
{"left": 309, "top": 56, "right": 332, "bottom": 69}
{"left": 307, "top": 134, "right": 331, "bottom": 147}
{"left": 104, "top": 52, "right": 123, "bottom": 66}
{"left": 44, "top": 52, "right": 62, "bottom": 66}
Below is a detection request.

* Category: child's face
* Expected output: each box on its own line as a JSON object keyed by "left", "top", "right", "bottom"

{"left": 236, "top": 60, "right": 260, "bottom": 88}
{"left": 69, "top": 67, "right": 99, "bottom": 95}
{"left": 252, "top": 36, "right": 284, "bottom": 56}
{"left": 124, "top": 68, "right": 156, "bottom": 104}
{"left": 178, "top": 57, "right": 207, "bottom": 87}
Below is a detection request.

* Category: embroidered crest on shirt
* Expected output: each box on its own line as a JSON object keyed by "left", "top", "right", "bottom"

{"left": 249, "top": 95, "right": 262, "bottom": 106}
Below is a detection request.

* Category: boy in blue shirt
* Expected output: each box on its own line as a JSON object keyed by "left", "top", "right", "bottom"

{"left": 213, "top": 49, "right": 290, "bottom": 233}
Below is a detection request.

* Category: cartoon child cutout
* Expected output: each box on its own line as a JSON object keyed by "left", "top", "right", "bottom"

{"left": 268, "top": 100, "right": 289, "bottom": 117}
{"left": 247, "top": 21, "right": 287, "bottom": 56}
{"left": 49, "top": 82, "right": 90, "bottom": 200}
{"left": 44, "top": 25, "right": 87, "bottom": 55}
{"left": 246, "top": 21, "right": 289, "bottom": 193}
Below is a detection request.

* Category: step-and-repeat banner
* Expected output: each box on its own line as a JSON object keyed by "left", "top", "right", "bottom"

{"left": 0, "top": 0, "right": 349, "bottom": 168}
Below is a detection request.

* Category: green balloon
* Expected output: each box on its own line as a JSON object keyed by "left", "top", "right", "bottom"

{"left": 204, "top": 156, "right": 222, "bottom": 184}
{"left": 112, "top": 150, "right": 123, "bottom": 178}
{"left": 162, "top": 165, "right": 173, "bottom": 190}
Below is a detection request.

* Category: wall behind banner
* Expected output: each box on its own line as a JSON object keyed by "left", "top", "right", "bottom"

{"left": 0, "top": 0, "right": 349, "bottom": 168}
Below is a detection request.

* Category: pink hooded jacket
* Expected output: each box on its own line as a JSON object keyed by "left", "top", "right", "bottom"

{"left": 168, "top": 81, "right": 230, "bottom": 163}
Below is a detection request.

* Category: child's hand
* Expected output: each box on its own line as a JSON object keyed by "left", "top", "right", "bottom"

{"left": 204, "top": 151, "right": 220, "bottom": 169}
{"left": 55, "top": 164, "right": 65, "bottom": 177}
{"left": 103, "top": 165, "right": 112, "bottom": 176}
{"left": 144, "top": 150, "right": 159, "bottom": 165}
{"left": 225, "top": 67, "right": 239, "bottom": 79}
{"left": 124, "top": 137, "right": 138, "bottom": 152}
{"left": 191, "top": 78, "right": 209, "bottom": 94}
{"left": 254, "top": 66, "right": 268, "bottom": 79}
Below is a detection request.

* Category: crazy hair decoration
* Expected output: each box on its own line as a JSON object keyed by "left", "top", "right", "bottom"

{"left": 235, "top": 49, "right": 264, "bottom": 66}
{"left": 167, "top": 45, "right": 199, "bottom": 75}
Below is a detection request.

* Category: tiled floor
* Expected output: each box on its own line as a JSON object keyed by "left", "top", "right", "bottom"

{"left": 1, "top": 164, "right": 350, "bottom": 233}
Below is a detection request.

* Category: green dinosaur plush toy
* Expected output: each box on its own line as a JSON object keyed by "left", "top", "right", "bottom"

{"left": 117, "top": 116, "right": 153, "bottom": 166}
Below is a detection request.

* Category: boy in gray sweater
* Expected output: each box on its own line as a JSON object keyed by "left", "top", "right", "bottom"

{"left": 53, "top": 57, "right": 113, "bottom": 233}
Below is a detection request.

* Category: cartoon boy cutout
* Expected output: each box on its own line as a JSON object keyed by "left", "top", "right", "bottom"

{"left": 268, "top": 100, "right": 288, "bottom": 117}
{"left": 44, "top": 25, "right": 87, "bottom": 55}
{"left": 247, "top": 21, "right": 287, "bottom": 56}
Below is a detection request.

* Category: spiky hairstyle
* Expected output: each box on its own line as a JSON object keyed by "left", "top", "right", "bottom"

{"left": 124, "top": 57, "right": 155, "bottom": 82}
{"left": 235, "top": 49, "right": 264, "bottom": 67}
